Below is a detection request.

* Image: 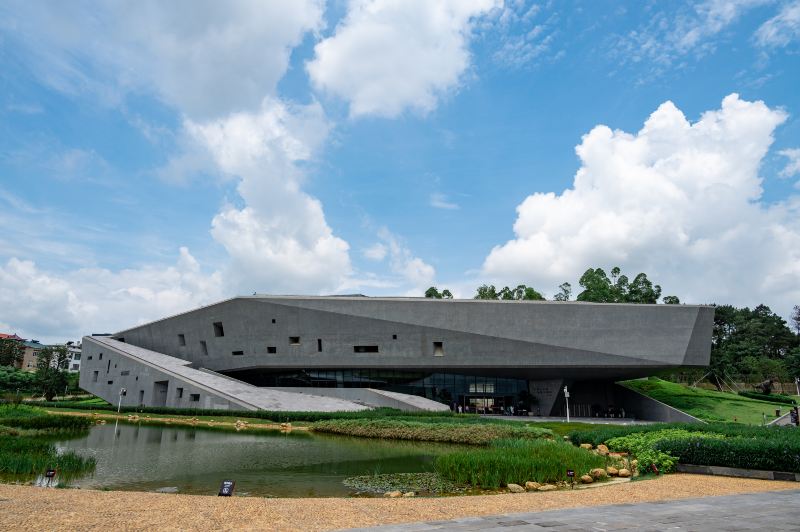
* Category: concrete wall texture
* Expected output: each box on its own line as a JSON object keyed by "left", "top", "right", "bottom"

{"left": 80, "top": 296, "right": 714, "bottom": 416}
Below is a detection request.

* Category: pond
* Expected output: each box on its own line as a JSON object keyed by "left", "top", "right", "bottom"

{"left": 53, "top": 423, "right": 456, "bottom": 497}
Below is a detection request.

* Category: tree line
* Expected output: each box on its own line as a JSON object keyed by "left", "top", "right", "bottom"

{"left": 0, "top": 341, "right": 74, "bottom": 400}
{"left": 425, "top": 266, "right": 800, "bottom": 385}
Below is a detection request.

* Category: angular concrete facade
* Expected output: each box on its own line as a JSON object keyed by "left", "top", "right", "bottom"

{"left": 80, "top": 296, "right": 714, "bottom": 416}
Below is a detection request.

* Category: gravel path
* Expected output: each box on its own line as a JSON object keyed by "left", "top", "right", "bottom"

{"left": 0, "top": 475, "right": 795, "bottom": 531}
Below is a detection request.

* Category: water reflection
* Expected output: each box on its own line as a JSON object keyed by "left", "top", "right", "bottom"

{"left": 56, "top": 423, "right": 454, "bottom": 497}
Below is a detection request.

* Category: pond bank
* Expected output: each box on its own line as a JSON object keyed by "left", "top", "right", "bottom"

{"left": 0, "top": 474, "right": 795, "bottom": 531}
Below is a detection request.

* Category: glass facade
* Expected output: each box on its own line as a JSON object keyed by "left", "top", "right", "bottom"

{"left": 226, "top": 368, "right": 531, "bottom": 414}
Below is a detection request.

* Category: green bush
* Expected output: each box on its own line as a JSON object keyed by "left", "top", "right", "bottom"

{"left": 655, "top": 437, "right": 800, "bottom": 473}
{"left": 311, "top": 419, "right": 552, "bottom": 444}
{"left": 435, "top": 439, "right": 607, "bottom": 488}
{"left": 737, "top": 391, "right": 797, "bottom": 405}
{"left": 605, "top": 429, "right": 724, "bottom": 474}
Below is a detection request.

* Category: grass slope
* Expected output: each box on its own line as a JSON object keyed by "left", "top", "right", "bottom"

{"left": 622, "top": 378, "right": 791, "bottom": 424}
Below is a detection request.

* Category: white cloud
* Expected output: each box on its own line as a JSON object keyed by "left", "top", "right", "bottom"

{"left": 376, "top": 228, "right": 436, "bottom": 292}
{"left": 1, "top": 0, "right": 324, "bottom": 119}
{"left": 779, "top": 148, "right": 800, "bottom": 180}
{"left": 307, "top": 0, "right": 499, "bottom": 118}
{"left": 755, "top": 1, "right": 800, "bottom": 46}
{"left": 187, "top": 98, "right": 352, "bottom": 294}
{"left": 363, "top": 243, "right": 388, "bottom": 261}
{"left": 483, "top": 94, "right": 800, "bottom": 317}
{"left": 430, "top": 193, "right": 460, "bottom": 210}
{"left": 0, "top": 248, "right": 223, "bottom": 343}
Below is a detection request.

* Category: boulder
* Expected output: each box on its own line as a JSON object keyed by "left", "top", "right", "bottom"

{"left": 537, "top": 484, "right": 558, "bottom": 491}
{"left": 524, "top": 481, "right": 540, "bottom": 491}
{"left": 606, "top": 466, "right": 619, "bottom": 476}
{"left": 580, "top": 475, "right": 594, "bottom": 484}
{"left": 507, "top": 483, "right": 525, "bottom": 493}
{"left": 618, "top": 469, "right": 631, "bottom": 478}
{"left": 596, "top": 444, "right": 609, "bottom": 455}
{"left": 402, "top": 492, "right": 415, "bottom": 497}
{"left": 384, "top": 491, "right": 402, "bottom": 498}
{"left": 590, "top": 468, "right": 608, "bottom": 480}
{"left": 579, "top": 443, "right": 592, "bottom": 450}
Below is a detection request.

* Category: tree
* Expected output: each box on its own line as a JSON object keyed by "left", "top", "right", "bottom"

{"left": 35, "top": 346, "right": 69, "bottom": 401}
{"left": 424, "top": 287, "right": 453, "bottom": 299}
{"left": 576, "top": 268, "right": 615, "bottom": 302}
{"left": 792, "top": 305, "right": 800, "bottom": 335}
{"left": 478, "top": 284, "right": 544, "bottom": 301}
{"left": 0, "top": 339, "right": 24, "bottom": 367}
{"left": 662, "top": 295, "right": 680, "bottom": 304}
{"left": 554, "top": 282, "right": 572, "bottom": 301}
{"left": 474, "top": 284, "right": 499, "bottom": 300}
{"left": 576, "top": 267, "right": 662, "bottom": 304}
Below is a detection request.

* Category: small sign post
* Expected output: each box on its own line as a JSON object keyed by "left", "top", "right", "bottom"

{"left": 117, "top": 388, "right": 127, "bottom": 413}
{"left": 566, "top": 469, "right": 575, "bottom": 489}
{"left": 563, "top": 386, "right": 570, "bottom": 423}
{"left": 218, "top": 480, "right": 235, "bottom": 497}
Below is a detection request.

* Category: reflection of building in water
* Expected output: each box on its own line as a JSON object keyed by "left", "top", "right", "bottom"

{"left": 80, "top": 295, "right": 713, "bottom": 419}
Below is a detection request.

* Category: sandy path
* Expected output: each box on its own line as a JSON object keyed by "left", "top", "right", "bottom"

{"left": 0, "top": 474, "right": 796, "bottom": 531}
{"left": 44, "top": 410, "right": 307, "bottom": 432}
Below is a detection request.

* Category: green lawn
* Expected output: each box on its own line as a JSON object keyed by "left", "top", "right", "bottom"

{"left": 621, "top": 378, "right": 791, "bottom": 425}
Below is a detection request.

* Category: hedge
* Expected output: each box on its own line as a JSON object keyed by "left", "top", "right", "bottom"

{"left": 737, "top": 391, "right": 797, "bottom": 405}
{"left": 655, "top": 436, "right": 800, "bottom": 473}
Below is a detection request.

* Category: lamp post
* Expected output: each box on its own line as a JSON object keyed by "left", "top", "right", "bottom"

{"left": 795, "top": 376, "right": 799, "bottom": 397}
{"left": 117, "top": 388, "right": 126, "bottom": 413}
{"left": 564, "top": 385, "right": 570, "bottom": 423}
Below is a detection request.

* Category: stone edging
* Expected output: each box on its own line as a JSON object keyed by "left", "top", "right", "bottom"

{"left": 677, "top": 463, "right": 800, "bottom": 482}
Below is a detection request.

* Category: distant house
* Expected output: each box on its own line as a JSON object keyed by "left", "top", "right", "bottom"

{"left": 66, "top": 342, "right": 82, "bottom": 373}
{"left": 0, "top": 333, "right": 23, "bottom": 341}
{"left": 20, "top": 340, "right": 46, "bottom": 371}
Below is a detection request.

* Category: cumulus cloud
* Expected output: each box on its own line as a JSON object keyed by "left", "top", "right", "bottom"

{"left": 307, "top": 0, "right": 499, "bottom": 117}
{"left": 483, "top": 94, "right": 800, "bottom": 317}
{"left": 363, "top": 243, "right": 388, "bottom": 261}
{"left": 187, "top": 98, "right": 352, "bottom": 294}
{"left": 755, "top": 1, "right": 800, "bottom": 47}
{"left": 0, "top": 248, "right": 223, "bottom": 343}
{"left": 779, "top": 148, "right": 800, "bottom": 181}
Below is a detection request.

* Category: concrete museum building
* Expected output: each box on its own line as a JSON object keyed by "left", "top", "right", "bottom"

{"left": 79, "top": 295, "right": 714, "bottom": 418}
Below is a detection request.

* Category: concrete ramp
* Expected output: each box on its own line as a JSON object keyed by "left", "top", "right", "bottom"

{"left": 80, "top": 336, "right": 368, "bottom": 412}
{"left": 264, "top": 387, "right": 450, "bottom": 412}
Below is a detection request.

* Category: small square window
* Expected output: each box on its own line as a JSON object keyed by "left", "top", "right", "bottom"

{"left": 317, "top": 339, "right": 322, "bottom": 352}
{"left": 107, "top": 380, "right": 113, "bottom": 385}
{"left": 176, "top": 387, "right": 184, "bottom": 398}
{"left": 271, "top": 318, "right": 276, "bottom": 324}
{"left": 88, "top": 356, "right": 93, "bottom": 360}
{"left": 433, "top": 341, "right": 444, "bottom": 357}
{"left": 92, "top": 371, "right": 99, "bottom": 382}
{"left": 289, "top": 336, "right": 300, "bottom": 345}
{"left": 189, "top": 394, "right": 200, "bottom": 402}
{"left": 267, "top": 346, "right": 277, "bottom": 354}
{"left": 232, "top": 350, "right": 244, "bottom": 356}
{"left": 178, "top": 334, "right": 186, "bottom": 346}
{"left": 392, "top": 334, "right": 397, "bottom": 340}
{"left": 200, "top": 340, "right": 208, "bottom": 356}
{"left": 213, "top": 322, "right": 224, "bottom": 337}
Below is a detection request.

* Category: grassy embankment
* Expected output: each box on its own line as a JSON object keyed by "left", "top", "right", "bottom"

{"left": 621, "top": 377, "right": 794, "bottom": 424}
{"left": 0, "top": 404, "right": 96, "bottom": 479}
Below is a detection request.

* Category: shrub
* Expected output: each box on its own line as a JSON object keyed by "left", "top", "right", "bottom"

{"left": 655, "top": 436, "right": 800, "bottom": 473}
{"left": 737, "top": 391, "right": 797, "bottom": 405}
{"left": 311, "top": 419, "right": 552, "bottom": 444}
{"left": 435, "top": 439, "right": 607, "bottom": 488}
{"left": 605, "top": 429, "right": 724, "bottom": 474}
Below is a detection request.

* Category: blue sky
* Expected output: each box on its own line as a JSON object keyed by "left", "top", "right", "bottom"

{"left": 1, "top": 0, "right": 799, "bottom": 342}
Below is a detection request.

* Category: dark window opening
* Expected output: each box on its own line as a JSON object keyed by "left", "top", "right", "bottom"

{"left": 433, "top": 341, "right": 444, "bottom": 357}
{"left": 138, "top": 390, "right": 144, "bottom": 403}
{"left": 189, "top": 394, "right": 200, "bottom": 402}
{"left": 271, "top": 318, "right": 276, "bottom": 324}
{"left": 354, "top": 345, "right": 379, "bottom": 353}
{"left": 99, "top": 353, "right": 103, "bottom": 360}
{"left": 92, "top": 371, "right": 98, "bottom": 382}
{"left": 88, "top": 356, "right": 93, "bottom": 360}
{"left": 135, "top": 376, "right": 138, "bottom": 381}
{"left": 117, "top": 338, "right": 125, "bottom": 343}
{"left": 121, "top": 370, "right": 130, "bottom": 376}
{"left": 289, "top": 336, "right": 300, "bottom": 345}
{"left": 200, "top": 340, "right": 208, "bottom": 356}
{"left": 176, "top": 387, "right": 183, "bottom": 398}
{"left": 392, "top": 334, "right": 397, "bottom": 340}
{"left": 107, "top": 380, "right": 113, "bottom": 385}
{"left": 213, "top": 322, "right": 224, "bottom": 337}
{"left": 114, "top": 363, "right": 117, "bottom": 368}
{"left": 267, "top": 346, "right": 277, "bottom": 354}
{"left": 107, "top": 360, "right": 111, "bottom": 373}
{"left": 232, "top": 350, "right": 244, "bottom": 356}
{"left": 317, "top": 339, "right": 322, "bottom": 352}
{"left": 178, "top": 334, "right": 186, "bottom": 346}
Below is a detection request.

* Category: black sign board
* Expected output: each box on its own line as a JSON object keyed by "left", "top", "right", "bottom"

{"left": 218, "top": 480, "right": 235, "bottom": 497}
{"left": 566, "top": 469, "right": 575, "bottom": 477}
{"left": 45, "top": 469, "right": 57, "bottom": 478}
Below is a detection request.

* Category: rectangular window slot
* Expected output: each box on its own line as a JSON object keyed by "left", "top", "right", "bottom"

{"left": 176, "top": 387, "right": 184, "bottom": 398}
{"left": 267, "top": 346, "right": 277, "bottom": 354}
{"left": 120, "top": 370, "right": 130, "bottom": 376}
{"left": 392, "top": 334, "right": 397, "bottom": 340}
{"left": 178, "top": 334, "right": 186, "bottom": 346}
{"left": 289, "top": 336, "right": 300, "bottom": 345}
{"left": 200, "top": 340, "right": 208, "bottom": 356}
{"left": 107, "top": 360, "right": 111, "bottom": 373}
{"left": 189, "top": 394, "right": 200, "bottom": 402}
{"left": 88, "top": 356, "right": 93, "bottom": 360}
{"left": 117, "top": 338, "right": 125, "bottom": 343}
{"left": 317, "top": 339, "right": 322, "bottom": 352}
{"left": 92, "top": 371, "right": 99, "bottom": 382}
{"left": 107, "top": 380, "right": 113, "bottom": 385}
{"left": 213, "top": 322, "right": 224, "bottom": 337}
{"left": 272, "top": 318, "right": 276, "bottom": 324}
{"left": 354, "top": 345, "right": 379, "bottom": 353}
{"left": 433, "top": 341, "right": 444, "bottom": 357}
{"left": 232, "top": 350, "right": 244, "bottom": 356}
{"left": 99, "top": 353, "right": 103, "bottom": 360}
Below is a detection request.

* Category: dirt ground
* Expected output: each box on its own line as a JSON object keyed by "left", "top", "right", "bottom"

{"left": 0, "top": 474, "right": 796, "bottom": 531}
